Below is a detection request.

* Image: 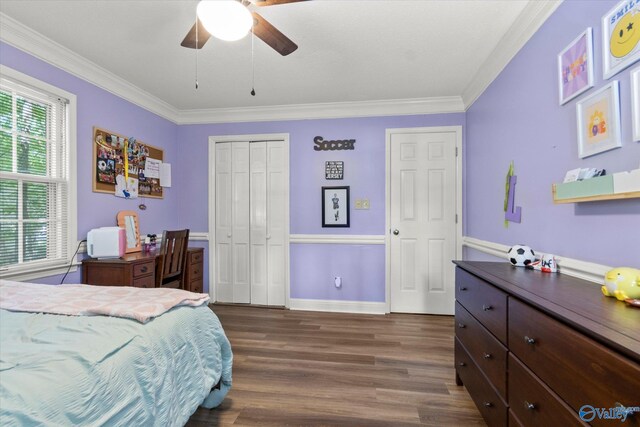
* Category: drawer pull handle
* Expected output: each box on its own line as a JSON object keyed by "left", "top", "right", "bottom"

{"left": 458, "top": 323, "right": 466, "bottom": 329}
{"left": 459, "top": 287, "right": 467, "bottom": 291}
{"left": 483, "top": 402, "right": 493, "bottom": 408}
{"left": 483, "top": 353, "right": 492, "bottom": 359}
{"left": 140, "top": 266, "right": 147, "bottom": 273}
{"left": 524, "top": 336, "right": 536, "bottom": 345}
{"left": 524, "top": 401, "right": 536, "bottom": 411}
{"left": 458, "top": 362, "right": 466, "bottom": 367}
{"left": 482, "top": 304, "right": 493, "bottom": 311}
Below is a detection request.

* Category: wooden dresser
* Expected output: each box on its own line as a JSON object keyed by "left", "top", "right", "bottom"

{"left": 454, "top": 261, "right": 640, "bottom": 427}
{"left": 82, "top": 248, "right": 204, "bottom": 292}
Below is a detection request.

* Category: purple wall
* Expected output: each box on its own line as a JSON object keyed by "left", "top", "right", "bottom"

{"left": 466, "top": 0, "right": 640, "bottom": 268}
{"left": 176, "top": 114, "right": 464, "bottom": 299}
{"left": 1, "top": 42, "right": 180, "bottom": 284}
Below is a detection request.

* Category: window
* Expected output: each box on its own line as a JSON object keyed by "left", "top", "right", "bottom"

{"left": 0, "top": 67, "right": 76, "bottom": 279}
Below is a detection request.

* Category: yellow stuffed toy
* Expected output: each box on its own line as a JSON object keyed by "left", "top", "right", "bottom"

{"left": 602, "top": 268, "right": 640, "bottom": 301}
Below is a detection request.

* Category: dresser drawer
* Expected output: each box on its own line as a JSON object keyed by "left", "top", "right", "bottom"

{"left": 455, "top": 302, "right": 507, "bottom": 399}
{"left": 455, "top": 338, "right": 507, "bottom": 427}
{"left": 456, "top": 268, "right": 508, "bottom": 344}
{"left": 189, "top": 279, "right": 203, "bottom": 294}
{"left": 509, "top": 297, "right": 640, "bottom": 419}
{"left": 133, "top": 261, "right": 154, "bottom": 278}
{"left": 189, "top": 262, "right": 203, "bottom": 280}
{"left": 133, "top": 274, "right": 155, "bottom": 288}
{"left": 508, "top": 354, "right": 586, "bottom": 427}
{"left": 190, "top": 250, "right": 203, "bottom": 265}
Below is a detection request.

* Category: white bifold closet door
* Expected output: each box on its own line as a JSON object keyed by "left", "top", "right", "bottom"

{"left": 216, "top": 140, "right": 287, "bottom": 305}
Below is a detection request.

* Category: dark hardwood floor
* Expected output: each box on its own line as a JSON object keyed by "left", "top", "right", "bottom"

{"left": 186, "top": 305, "right": 485, "bottom": 426}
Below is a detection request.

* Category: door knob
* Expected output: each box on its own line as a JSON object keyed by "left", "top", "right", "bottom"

{"left": 393, "top": 229, "right": 400, "bottom": 235}
{"left": 227, "top": 233, "right": 232, "bottom": 238}
{"left": 266, "top": 234, "right": 271, "bottom": 240}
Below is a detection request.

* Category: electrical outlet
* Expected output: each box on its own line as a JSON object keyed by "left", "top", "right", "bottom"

{"left": 354, "top": 199, "right": 363, "bottom": 209}
{"left": 362, "top": 199, "right": 370, "bottom": 209}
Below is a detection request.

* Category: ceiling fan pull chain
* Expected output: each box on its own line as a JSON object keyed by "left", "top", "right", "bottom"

{"left": 195, "top": 15, "right": 199, "bottom": 89}
{"left": 250, "top": 24, "right": 256, "bottom": 96}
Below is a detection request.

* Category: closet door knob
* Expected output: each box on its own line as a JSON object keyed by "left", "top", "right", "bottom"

{"left": 393, "top": 229, "right": 400, "bottom": 235}
{"left": 227, "top": 233, "right": 232, "bottom": 238}
{"left": 266, "top": 234, "right": 271, "bottom": 240}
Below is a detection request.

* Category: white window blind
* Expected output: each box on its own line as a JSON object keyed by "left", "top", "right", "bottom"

{"left": 0, "top": 74, "right": 72, "bottom": 274}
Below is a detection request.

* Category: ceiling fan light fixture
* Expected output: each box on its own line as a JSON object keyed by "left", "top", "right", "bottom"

{"left": 197, "top": 0, "right": 253, "bottom": 42}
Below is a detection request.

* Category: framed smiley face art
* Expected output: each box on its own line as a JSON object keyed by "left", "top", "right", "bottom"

{"left": 602, "top": 0, "right": 640, "bottom": 79}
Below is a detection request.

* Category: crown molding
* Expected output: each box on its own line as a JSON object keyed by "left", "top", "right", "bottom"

{"left": 2, "top": 0, "right": 561, "bottom": 124}
{"left": 175, "top": 96, "right": 465, "bottom": 124}
{"left": 0, "top": 13, "right": 180, "bottom": 123}
{"left": 462, "top": 0, "right": 563, "bottom": 109}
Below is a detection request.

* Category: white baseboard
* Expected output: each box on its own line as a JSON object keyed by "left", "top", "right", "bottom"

{"left": 462, "top": 236, "right": 610, "bottom": 285}
{"left": 289, "top": 298, "right": 387, "bottom": 315}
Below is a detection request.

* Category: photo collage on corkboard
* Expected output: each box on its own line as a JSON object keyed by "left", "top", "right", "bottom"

{"left": 93, "top": 127, "right": 164, "bottom": 198}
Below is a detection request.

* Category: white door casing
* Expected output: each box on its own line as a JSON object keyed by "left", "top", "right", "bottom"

{"left": 387, "top": 127, "right": 461, "bottom": 315}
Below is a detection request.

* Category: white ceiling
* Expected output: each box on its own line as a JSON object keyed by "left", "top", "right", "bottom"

{"left": 0, "top": 0, "right": 559, "bottom": 120}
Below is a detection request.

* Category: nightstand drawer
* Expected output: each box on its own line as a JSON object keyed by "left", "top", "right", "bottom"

{"left": 508, "top": 354, "right": 586, "bottom": 427}
{"left": 509, "top": 297, "right": 640, "bottom": 416}
{"left": 455, "top": 338, "right": 507, "bottom": 427}
{"left": 455, "top": 302, "right": 507, "bottom": 399}
{"left": 456, "top": 268, "right": 508, "bottom": 344}
{"left": 133, "top": 261, "right": 154, "bottom": 278}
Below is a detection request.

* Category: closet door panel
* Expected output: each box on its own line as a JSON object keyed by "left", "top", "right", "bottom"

{"left": 215, "top": 143, "right": 233, "bottom": 302}
{"left": 232, "top": 142, "right": 251, "bottom": 303}
{"left": 266, "top": 141, "right": 287, "bottom": 306}
{"left": 250, "top": 142, "right": 268, "bottom": 305}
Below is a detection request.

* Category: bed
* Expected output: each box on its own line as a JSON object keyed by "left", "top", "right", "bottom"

{"left": 0, "top": 280, "right": 233, "bottom": 427}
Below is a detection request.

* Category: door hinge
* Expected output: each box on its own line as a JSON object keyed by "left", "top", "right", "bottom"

{"left": 455, "top": 147, "right": 459, "bottom": 157}
{"left": 455, "top": 214, "right": 458, "bottom": 224}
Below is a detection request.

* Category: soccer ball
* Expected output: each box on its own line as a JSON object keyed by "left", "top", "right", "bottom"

{"left": 508, "top": 244, "right": 536, "bottom": 267}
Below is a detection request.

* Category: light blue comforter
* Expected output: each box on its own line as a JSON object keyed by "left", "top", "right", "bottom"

{"left": 0, "top": 305, "right": 232, "bottom": 427}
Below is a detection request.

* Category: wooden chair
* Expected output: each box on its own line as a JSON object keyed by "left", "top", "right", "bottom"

{"left": 155, "top": 229, "right": 190, "bottom": 289}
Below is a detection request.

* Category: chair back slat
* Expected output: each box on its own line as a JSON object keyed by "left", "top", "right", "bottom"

{"left": 156, "top": 229, "right": 190, "bottom": 289}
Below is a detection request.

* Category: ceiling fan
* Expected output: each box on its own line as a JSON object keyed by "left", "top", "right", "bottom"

{"left": 181, "top": 0, "right": 307, "bottom": 56}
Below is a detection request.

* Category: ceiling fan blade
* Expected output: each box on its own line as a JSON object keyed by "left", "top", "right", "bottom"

{"left": 251, "top": 12, "right": 298, "bottom": 56}
{"left": 180, "top": 19, "right": 212, "bottom": 49}
{"left": 253, "top": 0, "right": 309, "bottom": 6}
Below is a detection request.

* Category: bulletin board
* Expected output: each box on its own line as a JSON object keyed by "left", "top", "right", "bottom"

{"left": 92, "top": 126, "right": 164, "bottom": 198}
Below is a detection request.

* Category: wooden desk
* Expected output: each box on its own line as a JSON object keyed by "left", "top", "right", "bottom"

{"left": 82, "top": 248, "right": 204, "bottom": 293}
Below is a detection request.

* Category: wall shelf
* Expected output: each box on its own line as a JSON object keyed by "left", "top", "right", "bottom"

{"left": 552, "top": 184, "right": 640, "bottom": 203}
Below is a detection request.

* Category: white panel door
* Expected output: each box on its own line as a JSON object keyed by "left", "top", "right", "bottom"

{"left": 215, "top": 143, "right": 233, "bottom": 302}
{"left": 231, "top": 142, "right": 251, "bottom": 303}
{"left": 250, "top": 142, "right": 268, "bottom": 305}
{"left": 390, "top": 130, "right": 456, "bottom": 314}
{"left": 266, "top": 140, "right": 287, "bottom": 306}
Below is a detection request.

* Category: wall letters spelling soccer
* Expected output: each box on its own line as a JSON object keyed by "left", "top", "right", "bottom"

{"left": 313, "top": 136, "right": 356, "bottom": 151}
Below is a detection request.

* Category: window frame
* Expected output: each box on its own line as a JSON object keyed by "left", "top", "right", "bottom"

{"left": 0, "top": 65, "right": 77, "bottom": 281}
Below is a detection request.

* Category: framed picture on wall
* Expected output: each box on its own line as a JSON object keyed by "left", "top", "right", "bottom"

{"left": 558, "top": 28, "right": 594, "bottom": 105}
{"left": 322, "top": 186, "right": 350, "bottom": 227}
{"left": 602, "top": 0, "right": 640, "bottom": 79}
{"left": 576, "top": 81, "right": 622, "bottom": 158}
{"left": 632, "top": 66, "right": 640, "bottom": 142}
